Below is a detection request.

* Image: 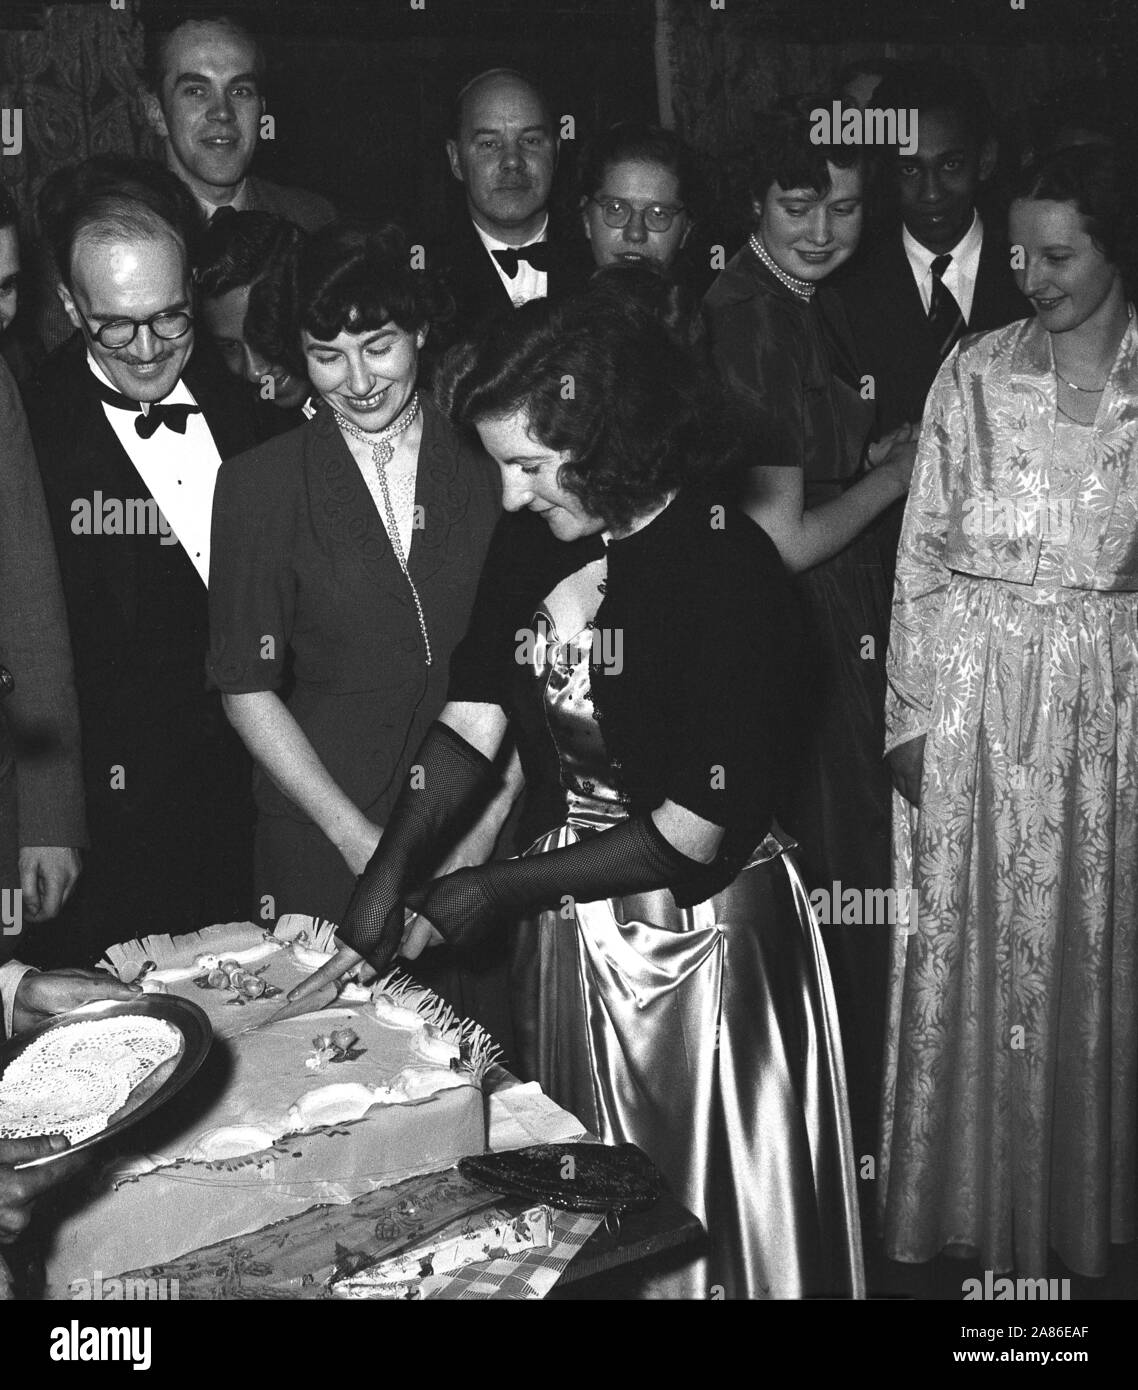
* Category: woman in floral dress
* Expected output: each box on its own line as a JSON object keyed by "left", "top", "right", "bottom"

{"left": 882, "top": 143, "right": 1136, "bottom": 1278}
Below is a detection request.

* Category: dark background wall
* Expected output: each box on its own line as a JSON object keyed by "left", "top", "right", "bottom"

{"left": 1, "top": 0, "right": 1131, "bottom": 239}
{"left": 225, "top": 0, "right": 661, "bottom": 234}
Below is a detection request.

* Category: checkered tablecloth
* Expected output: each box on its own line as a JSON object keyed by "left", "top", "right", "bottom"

{"left": 413, "top": 1208, "right": 604, "bottom": 1299}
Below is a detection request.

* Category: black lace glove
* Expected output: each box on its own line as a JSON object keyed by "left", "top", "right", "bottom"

{"left": 338, "top": 722, "right": 495, "bottom": 962}
{"left": 404, "top": 813, "right": 701, "bottom": 952}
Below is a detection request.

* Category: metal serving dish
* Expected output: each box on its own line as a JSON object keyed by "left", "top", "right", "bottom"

{"left": 0, "top": 994, "right": 212, "bottom": 1168}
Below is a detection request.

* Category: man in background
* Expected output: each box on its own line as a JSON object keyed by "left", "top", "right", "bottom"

{"left": 143, "top": 11, "right": 335, "bottom": 232}
{"left": 438, "top": 67, "right": 590, "bottom": 335}
{"left": 837, "top": 61, "right": 1029, "bottom": 576}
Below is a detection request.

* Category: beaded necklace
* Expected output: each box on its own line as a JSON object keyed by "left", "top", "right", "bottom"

{"left": 334, "top": 392, "right": 432, "bottom": 666}
{"left": 749, "top": 233, "right": 815, "bottom": 300}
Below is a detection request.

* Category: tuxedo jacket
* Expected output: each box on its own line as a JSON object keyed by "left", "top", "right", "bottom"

{"left": 22, "top": 335, "right": 258, "bottom": 786}
{"left": 837, "top": 221, "right": 1030, "bottom": 436}
{"left": 433, "top": 212, "right": 593, "bottom": 339}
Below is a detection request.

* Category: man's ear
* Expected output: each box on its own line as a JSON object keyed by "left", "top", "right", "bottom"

{"left": 445, "top": 140, "right": 464, "bottom": 184}
{"left": 57, "top": 280, "right": 83, "bottom": 333}
{"left": 143, "top": 89, "right": 170, "bottom": 142}
{"left": 416, "top": 325, "right": 429, "bottom": 350}
{"left": 978, "top": 136, "right": 998, "bottom": 184}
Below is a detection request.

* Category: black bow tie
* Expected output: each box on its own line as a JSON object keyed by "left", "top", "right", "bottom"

{"left": 91, "top": 376, "right": 201, "bottom": 439}
{"left": 491, "top": 242, "right": 553, "bottom": 278}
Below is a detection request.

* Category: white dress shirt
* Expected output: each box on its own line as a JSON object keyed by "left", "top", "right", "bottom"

{"left": 903, "top": 210, "right": 984, "bottom": 323}
{"left": 472, "top": 214, "right": 550, "bottom": 307}
{"left": 88, "top": 354, "right": 223, "bottom": 584}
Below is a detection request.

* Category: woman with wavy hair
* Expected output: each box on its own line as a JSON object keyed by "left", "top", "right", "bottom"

{"left": 292, "top": 284, "right": 864, "bottom": 1299}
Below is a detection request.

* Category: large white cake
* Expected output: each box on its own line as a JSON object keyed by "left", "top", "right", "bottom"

{"left": 41, "top": 920, "right": 492, "bottom": 1295}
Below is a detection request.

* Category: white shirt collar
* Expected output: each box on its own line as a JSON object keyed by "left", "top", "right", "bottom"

{"left": 196, "top": 180, "right": 250, "bottom": 221}
{"left": 471, "top": 212, "right": 550, "bottom": 255}
{"left": 903, "top": 209, "right": 983, "bottom": 278}
{"left": 902, "top": 210, "right": 984, "bottom": 319}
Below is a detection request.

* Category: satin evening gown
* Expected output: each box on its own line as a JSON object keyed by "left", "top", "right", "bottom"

{"left": 511, "top": 609, "right": 865, "bottom": 1299}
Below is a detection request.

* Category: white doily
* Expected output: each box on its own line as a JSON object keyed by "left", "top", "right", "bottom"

{"left": 0, "top": 1017, "right": 182, "bottom": 1143}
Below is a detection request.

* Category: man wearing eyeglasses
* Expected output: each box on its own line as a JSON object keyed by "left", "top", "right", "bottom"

{"left": 438, "top": 68, "right": 591, "bottom": 335}
{"left": 18, "top": 158, "right": 257, "bottom": 966}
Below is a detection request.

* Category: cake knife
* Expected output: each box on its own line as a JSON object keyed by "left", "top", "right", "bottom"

{"left": 247, "top": 979, "right": 341, "bottom": 1032}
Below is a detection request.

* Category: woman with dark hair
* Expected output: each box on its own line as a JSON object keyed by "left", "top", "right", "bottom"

{"left": 882, "top": 143, "right": 1138, "bottom": 1278}
{"left": 291, "top": 285, "right": 865, "bottom": 1299}
{"left": 207, "top": 222, "right": 503, "bottom": 980}
{"left": 578, "top": 120, "right": 700, "bottom": 282}
{"left": 197, "top": 210, "right": 312, "bottom": 430}
{"left": 702, "top": 94, "right": 915, "bottom": 1155}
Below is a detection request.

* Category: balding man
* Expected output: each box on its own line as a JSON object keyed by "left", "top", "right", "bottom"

{"left": 143, "top": 12, "right": 334, "bottom": 232}
{"left": 21, "top": 159, "right": 257, "bottom": 965}
{"left": 438, "top": 68, "right": 590, "bottom": 335}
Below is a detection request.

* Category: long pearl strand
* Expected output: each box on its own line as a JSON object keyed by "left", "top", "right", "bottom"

{"left": 334, "top": 392, "right": 432, "bottom": 666}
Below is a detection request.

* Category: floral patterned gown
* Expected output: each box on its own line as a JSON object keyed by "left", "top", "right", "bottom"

{"left": 882, "top": 312, "right": 1138, "bottom": 1277}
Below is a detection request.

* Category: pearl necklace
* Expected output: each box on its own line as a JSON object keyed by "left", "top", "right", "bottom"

{"left": 749, "top": 233, "right": 815, "bottom": 300}
{"left": 334, "top": 391, "right": 432, "bottom": 666}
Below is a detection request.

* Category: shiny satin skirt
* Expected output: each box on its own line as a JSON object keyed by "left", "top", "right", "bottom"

{"left": 512, "top": 826, "right": 865, "bottom": 1299}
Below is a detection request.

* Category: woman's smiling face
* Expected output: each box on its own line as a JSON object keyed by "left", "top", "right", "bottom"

{"left": 303, "top": 320, "right": 425, "bottom": 431}
{"left": 474, "top": 408, "right": 606, "bottom": 542}
{"left": 753, "top": 161, "right": 864, "bottom": 282}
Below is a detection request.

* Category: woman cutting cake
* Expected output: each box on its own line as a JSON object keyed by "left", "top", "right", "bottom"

{"left": 207, "top": 221, "right": 511, "bottom": 1037}
{"left": 292, "top": 285, "right": 864, "bottom": 1299}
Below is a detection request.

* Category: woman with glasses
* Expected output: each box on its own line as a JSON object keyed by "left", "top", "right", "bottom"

{"left": 208, "top": 221, "right": 511, "bottom": 1037}
{"left": 579, "top": 121, "right": 699, "bottom": 281}
{"left": 702, "top": 94, "right": 916, "bottom": 1160}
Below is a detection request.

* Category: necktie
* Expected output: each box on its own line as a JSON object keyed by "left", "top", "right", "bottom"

{"left": 928, "top": 253, "right": 966, "bottom": 359}
{"left": 491, "top": 242, "right": 553, "bottom": 278}
{"left": 210, "top": 205, "right": 237, "bottom": 226}
{"left": 91, "top": 377, "right": 202, "bottom": 439}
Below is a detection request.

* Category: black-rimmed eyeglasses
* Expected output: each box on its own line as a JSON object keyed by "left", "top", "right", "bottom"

{"left": 589, "top": 196, "right": 686, "bottom": 232}
{"left": 78, "top": 308, "right": 194, "bottom": 350}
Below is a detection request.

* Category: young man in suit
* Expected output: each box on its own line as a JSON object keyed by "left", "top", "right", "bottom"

{"left": 21, "top": 160, "right": 258, "bottom": 966}
{"left": 143, "top": 11, "right": 335, "bottom": 233}
{"left": 438, "top": 68, "right": 591, "bottom": 336}
{"left": 837, "top": 62, "right": 1030, "bottom": 574}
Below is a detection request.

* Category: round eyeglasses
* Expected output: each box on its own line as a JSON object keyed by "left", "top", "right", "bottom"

{"left": 589, "top": 196, "right": 686, "bottom": 233}
{"left": 80, "top": 309, "right": 194, "bottom": 350}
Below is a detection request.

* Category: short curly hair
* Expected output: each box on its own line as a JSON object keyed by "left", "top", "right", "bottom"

{"left": 577, "top": 120, "right": 704, "bottom": 216}
{"left": 294, "top": 220, "right": 452, "bottom": 348}
{"left": 748, "top": 91, "right": 867, "bottom": 207}
{"left": 436, "top": 284, "right": 742, "bottom": 531}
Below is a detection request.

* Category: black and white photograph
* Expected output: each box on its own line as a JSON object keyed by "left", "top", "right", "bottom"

{"left": 0, "top": 0, "right": 1132, "bottom": 1356}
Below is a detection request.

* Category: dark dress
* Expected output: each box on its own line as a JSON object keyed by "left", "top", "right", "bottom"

{"left": 447, "top": 494, "right": 864, "bottom": 1299}
{"left": 702, "top": 243, "right": 893, "bottom": 1156}
{"left": 207, "top": 397, "right": 505, "bottom": 1037}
